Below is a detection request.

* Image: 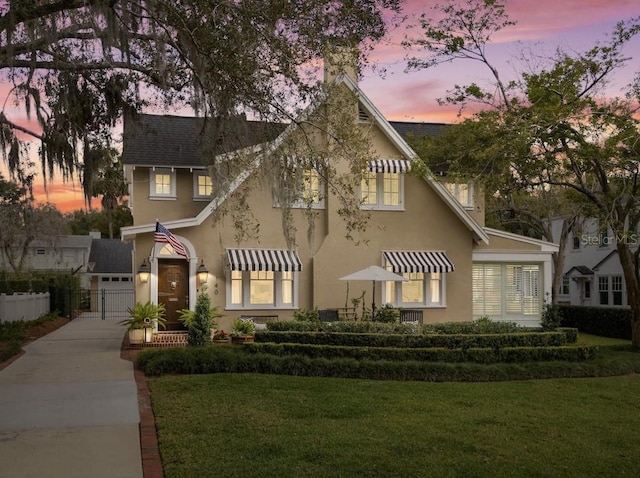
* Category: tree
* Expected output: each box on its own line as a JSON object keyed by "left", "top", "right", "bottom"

{"left": 407, "top": 0, "right": 640, "bottom": 344}
{"left": 0, "top": 174, "right": 66, "bottom": 275}
{"left": 65, "top": 204, "right": 133, "bottom": 239}
{"left": 0, "top": 0, "right": 402, "bottom": 203}
{"left": 90, "top": 147, "right": 128, "bottom": 239}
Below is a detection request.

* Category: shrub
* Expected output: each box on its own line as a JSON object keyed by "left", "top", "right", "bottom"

{"left": 293, "top": 308, "right": 320, "bottom": 322}
{"left": 267, "top": 320, "right": 418, "bottom": 335}
{"left": 232, "top": 318, "right": 255, "bottom": 336}
{"left": 541, "top": 303, "right": 562, "bottom": 330}
{"left": 188, "top": 292, "right": 220, "bottom": 346}
{"left": 559, "top": 305, "right": 631, "bottom": 340}
{"left": 255, "top": 331, "right": 568, "bottom": 349}
{"left": 424, "top": 319, "right": 522, "bottom": 335}
{"left": 372, "top": 305, "right": 399, "bottom": 323}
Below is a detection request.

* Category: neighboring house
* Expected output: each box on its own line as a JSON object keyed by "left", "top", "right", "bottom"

{"left": 121, "top": 51, "right": 557, "bottom": 331}
{"left": 86, "top": 238, "right": 134, "bottom": 316}
{"left": 0, "top": 233, "right": 97, "bottom": 288}
{"left": 555, "top": 218, "right": 636, "bottom": 307}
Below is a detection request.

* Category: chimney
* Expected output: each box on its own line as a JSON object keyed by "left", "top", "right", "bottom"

{"left": 323, "top": 43, "right": 359, "bottom": 85}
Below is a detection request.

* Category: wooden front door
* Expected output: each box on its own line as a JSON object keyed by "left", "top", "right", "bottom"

{"left": 158, "top": 259, "right": 189, "bottom": 330}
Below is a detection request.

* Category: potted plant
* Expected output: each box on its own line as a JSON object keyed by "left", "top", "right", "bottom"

{"left": 120, "top": 301, "right": 166, "bottom": 345}
{"left": 230, "top": 318, "right": 255, "bottom": 344}
{"left": 212, "top": 329, "right": 229, "bottom": 343}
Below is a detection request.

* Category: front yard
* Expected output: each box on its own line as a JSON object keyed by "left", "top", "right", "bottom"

{"left": 149, "top": 372, "right": 640, "bottom": 477}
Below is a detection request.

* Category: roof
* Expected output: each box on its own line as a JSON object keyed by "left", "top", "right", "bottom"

{"left": 122, "top": 114, "right": 287, "bottom": 168}
{"left": 566, "top": 265, "right": 594, "bottom": 276}
{"left": 30, "top": 236, "right": 93, "bottom": 249}
{"left": 87, "top": 239, "right": 133, "bottom": 274}
{"left": 388, "top": 121, "right": 449, "bottom": 140}
{"left": 121, "top": 75, "right": 489, "bottom": 244}
{"left": 592, "top": 250, "right": 619, "bottom": 271}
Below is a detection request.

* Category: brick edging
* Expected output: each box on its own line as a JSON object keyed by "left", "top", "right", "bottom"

{"left": 121, "top": 338, "right": 164, "bottom": 478}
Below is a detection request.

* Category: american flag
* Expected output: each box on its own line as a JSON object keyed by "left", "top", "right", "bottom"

{"left": 154, "top": 222, "right": 189, "bottom": 260}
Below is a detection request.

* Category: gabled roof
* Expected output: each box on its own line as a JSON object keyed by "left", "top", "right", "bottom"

{"left": 566, "top": 265, "right": 594, "bottom": 276}
{"left": 483, "top": 227, "right": 559, "bottom": 252}
{"left": 121, "top": 75, "right": 488, "bottom": 244}
{"left": 122, "top": 113, "right": 286, "bottom": 168}
{"left": 592, "top": 250, "right": 619, "bottom": 271}
{"left": 87, "top": 239, "right": 133, "bottom": 274}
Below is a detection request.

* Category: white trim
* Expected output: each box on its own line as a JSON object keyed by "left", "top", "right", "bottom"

{"left": 484, "top": 227, "right": 559, "bottom": 252}
{"left": 149, "top": 168, "right": 176, "bottom": 200}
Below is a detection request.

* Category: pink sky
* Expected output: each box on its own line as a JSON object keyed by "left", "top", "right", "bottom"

{"left": 9, "top": 0, "right": 640, "bottom": 211}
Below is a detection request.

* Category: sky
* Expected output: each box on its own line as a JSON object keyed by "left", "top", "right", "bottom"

{"left": 10, "top": 0, "right": 640, "bottom": 212}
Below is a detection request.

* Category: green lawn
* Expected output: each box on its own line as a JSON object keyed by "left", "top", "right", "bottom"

{"left": 149, "top": 372, "right": 640, "bottom": 477}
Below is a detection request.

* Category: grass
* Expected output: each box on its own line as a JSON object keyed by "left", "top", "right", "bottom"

{"left": 150, "top": 371, "right": 640, "bottom": 477}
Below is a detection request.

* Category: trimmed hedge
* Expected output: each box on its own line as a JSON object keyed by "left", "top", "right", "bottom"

{"left": 244, "top": 342, "right": 597, "bottom": 364}
{"left": 136, "top": 345, "right": 639, "bottom": 382}
{"left": 559, "top": 305, "right": 631, "bottom": 340}
{"left": 255, "top": 331, "right": 568, "bottom": 349}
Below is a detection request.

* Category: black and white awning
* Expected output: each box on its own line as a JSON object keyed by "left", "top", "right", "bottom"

{"left": 226, "top": 248, "right": 303, "bottom": 272}
{"left": 367, "top": 159, "right": 412, "bottom": 174}
{"left": 383, "top": 251, "right": 455, "bottom": 274}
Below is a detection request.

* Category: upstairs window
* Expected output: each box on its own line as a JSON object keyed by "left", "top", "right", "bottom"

{"left": 193, "top": 171, "right": 213, "bottom": 199}
{"left": 360, "top": 160, "right": 410, "bottom": 211}
{"left": 150, "top": 168, "right": 176, "bottom": 199}
{"left": 445, "top": 182, "right": 473, "bottom": 208}
{"left": 293, "top": 168, "right": 324, "bottom": 208}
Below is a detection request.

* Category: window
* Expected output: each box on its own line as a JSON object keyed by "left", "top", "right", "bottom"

{"left": 229, "top": 270, "right": 297, "bottom": 308}
{"left": 445, "top": 183, "right": 473, "bottom": 207}
{"left": 561, "top": 276, "right": 570, "bottom": 295}
{"left": 612, "top": 276, "right": 623, "bottom": 306}
{"left": 149, "top": 168, "right": 176, "bottom": 199}
{"left": 361, "top": 172, "right": 404, "bottom": 210}
{"left": 293, "top": 168, "right": 324, "bottom": 208}
{"left": 36, "top": 248, "right": 46, "bottom": 255}
{"left": 193, "top": 171, "right": 213, "bottom": 199}
{"left": 384, "top": 271, "right": 444, "bottom": 307}
{"left": 226, "top": 248, "right": 301, "bottom": 309}
{"left": 584, "top": 280, "right": 591, "bottom": 299}
{"left": 472, "top": 263, "right": 541, "bottom": 317}
{"left": 572, "top": 235, "right": 581, "bottom": 250}
{"left": 599, "top": 275, "right": 624, "bottom": 306}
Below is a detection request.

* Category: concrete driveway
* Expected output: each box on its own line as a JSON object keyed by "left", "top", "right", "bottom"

{"left": 0, "top": 317, "right": 143, "bottom": 478}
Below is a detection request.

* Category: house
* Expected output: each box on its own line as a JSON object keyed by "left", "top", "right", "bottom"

{"left": 0, "top": 232, "right": 97, "bottom": 288}
{"left": 555, "top": 218, "right": 634, "bottom": 307}
{"left": 121, "top": 50, "right": 557, "bottom": 331}
{"left": 86, "top": 238, "right": 134, "bottom": 317}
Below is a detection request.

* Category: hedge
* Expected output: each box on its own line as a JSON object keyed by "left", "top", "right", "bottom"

{"left": 559, "top": 305, "right": 631, "bottom": 340}
{"left": 244, "top": 342, "right": 597, "bottom": 364}
{"left": 136, "top": 345, "right": 638, "bottom": 382}
{"left": 255, "top": 331, "right": 568, "bottom": 349}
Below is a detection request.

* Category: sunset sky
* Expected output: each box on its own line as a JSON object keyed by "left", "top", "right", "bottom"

{"left": 11, "top": 0, "right": 640, "bottom": 212}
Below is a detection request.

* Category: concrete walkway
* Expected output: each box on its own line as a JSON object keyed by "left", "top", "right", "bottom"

{"left": 0, "top": 318, "right": 143, "bottom": 478}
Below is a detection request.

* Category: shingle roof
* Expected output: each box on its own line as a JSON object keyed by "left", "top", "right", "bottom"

{"left": 122, "top": 114, "right": 450, "bottom": 168}
{"left": 388, "top": 121, "right": 449, "bottom": 140}
{"left": 122, "top": 114, "right": 287, "bottom": 167}
{"left": 87, "top": 239, "right": 133, "bottom": 274}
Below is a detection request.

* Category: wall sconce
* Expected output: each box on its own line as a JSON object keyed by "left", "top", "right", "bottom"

{"left": 197, "top": 260, "right": 209, "bottom": 285}
{"left": 138, "top": 259, "right": 150, "bottom": 283}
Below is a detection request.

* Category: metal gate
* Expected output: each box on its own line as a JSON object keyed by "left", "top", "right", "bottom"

{"left": 52, "top": 288, "right": 134, "bottom": 320}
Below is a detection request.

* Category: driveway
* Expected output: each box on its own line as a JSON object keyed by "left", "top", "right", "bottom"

{"left": 0, "top": 317, "right": 143, "bottom": 478}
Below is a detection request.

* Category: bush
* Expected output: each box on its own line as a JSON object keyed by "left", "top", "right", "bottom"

{"left": 188, "top": 292, "right": 218, "bottom": 346}
{"left": 293, "top": 308, "right": 319, "bottom": 322}
{"left": 424, "top": 319, "right": 523, "bottom": 335}
{"left": 267, "top": 321, "right": 418, "bottom": 335}
{"left": 559, "top": 305, "right": 631, "bottom": 340}
{"left": 372, "top": 305, "right": 399, "bottom": 323}
{"left": 255, "top": 331, "right": 568, "bottom": 349}
{"left": 244, "top": 342, "right": 597, "bottom": 364}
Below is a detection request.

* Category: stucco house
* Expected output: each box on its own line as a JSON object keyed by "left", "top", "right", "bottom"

{"left": 121, "top": 52, "right": 557, "bottom": 331}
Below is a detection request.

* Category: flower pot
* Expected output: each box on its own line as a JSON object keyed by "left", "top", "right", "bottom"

{"left": 231, "top": 335, "right": 254, "bottom": 345}
{"left": 128, "top": 328, "right": 145, "bottom": 345}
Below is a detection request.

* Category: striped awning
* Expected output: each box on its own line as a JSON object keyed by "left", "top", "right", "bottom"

{"left": 226, "top": 248, "right": 303, "bottom": 272}
{"left": 383, "top": 251, "right": 455, "bottom": 273}
{"left": 367, "top": 159, "right": 412, "bottom": 174}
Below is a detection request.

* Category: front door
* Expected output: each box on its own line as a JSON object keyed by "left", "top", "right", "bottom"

{"left": 158, "top": 259, "right": 189, "bottom": 330}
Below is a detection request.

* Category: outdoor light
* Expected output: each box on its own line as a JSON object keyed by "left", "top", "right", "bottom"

{"left": 144, "top": 324, "right": 153, "bottom": 343}
{"left": 197, "top": 260, "right": 209, "bottom": 285}
{"left": 138, "top": 259, "right": 150, "bottom": 283}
